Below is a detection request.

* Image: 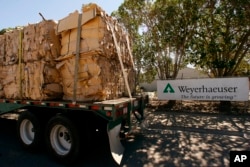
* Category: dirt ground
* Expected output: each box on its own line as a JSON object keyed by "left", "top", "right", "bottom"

{"left": 120, "top": 99, "right": 250, "bottom": 166}
{"left": 147, "top": 100, "right": 250, "bottom": 114}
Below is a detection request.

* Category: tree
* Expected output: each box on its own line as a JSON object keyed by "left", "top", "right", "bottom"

{"left": 0, "top": 28, "right": 13, "bottom": 35}
{"left": 189, "top": 0, "right": 250, "bottom": 77}
{"left": 187, "top": 0, "right": 250, "bottom": 112}
{"left": 112, "top": 0, "right": 152, "bottom": 85}
{"left": 113, "top": 0, "right": 201, "bottom": 83}
{"left": 152, "top": 0, "right": 202, "bottom": 79}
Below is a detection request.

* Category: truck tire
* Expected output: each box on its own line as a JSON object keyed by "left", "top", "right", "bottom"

{"left": 17, "top": 111, "right": 41, "bottom": 151}
{"left": 45, "top": 115, "right": 80, "bottom": 164}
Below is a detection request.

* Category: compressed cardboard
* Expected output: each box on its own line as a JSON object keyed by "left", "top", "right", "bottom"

{"left": 56, "top": 53, "right": 133, "bottom": 101}
{"left": 0, "top": 3, "right": 135, "bottom": 101}
{"left": 54, "top": 3, "right": 135, "bottom": 101}
{"left": 56, "top": 6, "right": 96, "bottom": 33}
{"left": 59, "top": 16, "right": 105, "bottom": 56}
{"left": 0, "top": 21, "right": 62, "bottom": 100}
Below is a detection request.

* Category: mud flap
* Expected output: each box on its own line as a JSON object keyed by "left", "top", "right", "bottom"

{"left": 107, "top": 123, "right": 124, "bottom": 165}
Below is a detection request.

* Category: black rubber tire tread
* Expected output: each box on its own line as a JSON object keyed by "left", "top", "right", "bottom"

{"left": 45, "top": 115, "right": 80, "bottom": 164}
{"left": 16, "top": 111, "right": 42, "bottom": 151}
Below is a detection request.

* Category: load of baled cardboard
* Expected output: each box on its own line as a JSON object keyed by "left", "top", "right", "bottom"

{"left": 0, "top": 20, "right": 62, "bottom": 100}
{"left": 55, "top": 3, "right": 135, "bottom": 101}
{"left": 0, "top": 3, "right": 135, "bottom": 101}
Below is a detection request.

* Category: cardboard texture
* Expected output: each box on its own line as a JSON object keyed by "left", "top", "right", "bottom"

{"left": 0, "top": 35, "right": 5, "bottom": 65}
{"left": 56, "top": 53, "right": 133, "bottom": 101}
{"left": 0, "top": 3, "right": 135, "bottom": 101}
{"left": 55, "top": 3, "right": 134, "bottom": 101}
{"left": 0, "top": 21, "right": 62, "bottom": 100}
{"left": 57, "top": 3, "right": 132, "bottom": 66}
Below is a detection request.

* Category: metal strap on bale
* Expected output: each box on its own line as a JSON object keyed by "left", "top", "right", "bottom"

{"left": 73, "top": 13, "right": 82, "bottom": 102}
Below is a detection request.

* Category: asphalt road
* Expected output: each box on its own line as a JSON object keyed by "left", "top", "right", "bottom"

{"left": 1, "top": 111, "right": 250, "bottom": 167}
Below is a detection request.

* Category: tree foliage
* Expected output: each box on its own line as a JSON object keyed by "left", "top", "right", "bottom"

{"left": 152, "top": 0, "right": 203, "bottom": 79}
{"left": 189, "top": 0, "right": 250, "bottom": 77}
{"left": 113, "top": 0, "right": 197, "bottom": 83}
{"left": 112, "top": 0, "right": 153, "bottom": 84}
{"left": 113, "top": 0, "right": 250, "bottom": 82}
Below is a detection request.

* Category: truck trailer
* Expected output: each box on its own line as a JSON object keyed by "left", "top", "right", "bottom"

{"left": 0, "top": 3, "right": 148, "bottom": 165}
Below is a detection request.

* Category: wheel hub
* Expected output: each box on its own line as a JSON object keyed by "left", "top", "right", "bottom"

{"left": 50, "top": 125, "right": 72, "bottom": 155}
{"left": 20, "top": 119, "right": 35, "bottom": 145}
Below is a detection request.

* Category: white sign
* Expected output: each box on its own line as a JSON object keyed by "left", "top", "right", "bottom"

{"left": 157, "top": 78, "right": 249, "bottom": 101}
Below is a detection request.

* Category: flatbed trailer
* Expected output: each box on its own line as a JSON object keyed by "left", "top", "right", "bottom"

{"left": 0, "top": 95, "right": 148, "bottom": 165}
{"left": 0, "top": 3, "right": 149, "bottom": 165}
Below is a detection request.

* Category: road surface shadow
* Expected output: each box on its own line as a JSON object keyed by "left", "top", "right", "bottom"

{"left": 121, "top": 111, "right": 250, "bottom": 167}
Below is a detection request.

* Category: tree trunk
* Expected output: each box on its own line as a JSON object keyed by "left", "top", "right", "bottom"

{"left": 219, "top": 101, "right": 232, "bottom": 113}
{"left": 166, "top": 100, "right": 176, "bottom": 109}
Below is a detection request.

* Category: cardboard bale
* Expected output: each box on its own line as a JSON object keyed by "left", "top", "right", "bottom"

{"left": 42, "top": 83, "right": 63, "bottom": 98}
{"left": 23, "top": 20, "right": 61, "bottom": 62}
{"left": 55, "top": 3, "right": 135, "bottom": 101}
{"left": 60, "top": 15, "right": 105, "bottom": 56}
{"left": 4, "top": 29, "right": 20, "bottom": 65}
{"left": 0, "top": 61, "right": 62, "bottom": 100}
{"left": 56, "top": 3, "right": 133, "bottom": 67}
{"left": 3, "top": 82, "right": 19, "bottom": 99}
{"left": 23, "top": 61, "right": 62, "bottom": 100}
{"left": 0, "top": 20, "right": 62, "bottom": 100}
{"left": 1, "top": 64, "right": 24, "bottom": 99}
{"left": 56, "top": 53, "right": 133, "bottom": 101}
{"left": 0, "top": 3, "right": 135, "bottom": 102}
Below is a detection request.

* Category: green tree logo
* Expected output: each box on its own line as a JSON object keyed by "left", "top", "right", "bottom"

{"left": 163, "top": 83, "right": 175, "bottom": 93}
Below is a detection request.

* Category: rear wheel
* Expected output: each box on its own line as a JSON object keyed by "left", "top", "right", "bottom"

{"left": 17, "top": 111, "right": 41, "bottom": 151}
{"left": 45, "top": 115, "right": 80, "bottom": 164}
